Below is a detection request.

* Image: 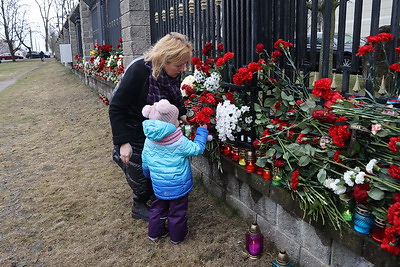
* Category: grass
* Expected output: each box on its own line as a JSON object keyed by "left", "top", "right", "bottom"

{"left": 0, "top": 59, "right": 43, "bottom": 81}
{"left": 0, "top": 59, "right": 276, "bottom": 266}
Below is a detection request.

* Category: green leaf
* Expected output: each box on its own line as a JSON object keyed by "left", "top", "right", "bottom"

{"left": 254, "top": 103, "right": 262, "bottom": 112}
{"left": 265, "top": 148, "right": 276, "bottom": 158}
{"left": 281, "top": 91, "right": 289, "bottom": 100}
{"left": 368, "top": 188, "right": 385, "bottom": 201}
{"left": 317, "top": 169, "right": 327, "bottom": 184}
{"left": 264, "top": 98, "right": 276, "bottom": 107}
{"left": 298, "top": 155, "right": 311, "bottom": 166}
{"left": 283, "top": 152, "right": 290, "bottom": 160}
{"left": 376, "top": 130, "right": 390, "bottom": 137}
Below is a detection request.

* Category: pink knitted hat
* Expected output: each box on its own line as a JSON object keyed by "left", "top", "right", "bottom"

{"left": 142, "top": 99, "right": 179, "bottom": 124}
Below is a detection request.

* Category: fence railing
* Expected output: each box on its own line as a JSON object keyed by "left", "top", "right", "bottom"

{"left": 150, "top": 0, "right": 400, "bottom": 97}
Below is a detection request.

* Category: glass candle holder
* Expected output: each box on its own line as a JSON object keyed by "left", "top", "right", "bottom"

{"left": 231, "top": 146, "right": 240, "bottom": 162}
{"left": 223, "top": 143, "right": 231, "bottom": 156}
{"left": 263, "top": 168, "right": 271, "bottom": 180}
{"left": 353, "top": 204, "right": 375, "bottom": 234}
{"left": 371, "top": 217, "right": 386, "bottom": 243}
{"left": 338, "top": 193, "right": 354, "bottom": 222}
{"left": 239, "top": 150, "right": 246, "bottom": 166}
{"left": 186, "top": 109, "right": 197, "bottom": 124}
{"left": 245, "top": 151, "right": 255, "bottom": 173}
{"left": 245, "top": 222, "right": 264, "bottom": 259}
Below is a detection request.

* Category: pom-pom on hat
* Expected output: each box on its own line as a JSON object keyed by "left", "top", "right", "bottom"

{"left": 142, "top": 99, "right": 179, "bottom": 125}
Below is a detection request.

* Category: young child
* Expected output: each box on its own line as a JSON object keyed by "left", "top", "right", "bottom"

{"left": 141, "top": 99, "right": 208, "bottom": 244}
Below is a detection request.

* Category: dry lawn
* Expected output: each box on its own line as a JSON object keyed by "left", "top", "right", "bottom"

{"left": 0, "top": 59, "right": 276, "bottom": 266}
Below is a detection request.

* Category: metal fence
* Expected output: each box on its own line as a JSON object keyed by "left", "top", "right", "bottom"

{"left": 149, "top": 0, "right": 400, "bottom": 96}
{"left": 88, "top": 0, "right": 121, "bottom": 47}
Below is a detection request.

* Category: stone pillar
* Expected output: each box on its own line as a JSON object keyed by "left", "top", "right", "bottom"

{"left": 69, "top": 20, "right": 78, "bottom": 64}
{"left": 80, "top": 1, "right": 94, "bottom": 62}
{"left": 120, "top": 0, "right": 151, "bottom": 65}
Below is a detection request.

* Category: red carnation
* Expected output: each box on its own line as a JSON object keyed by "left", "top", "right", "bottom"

{"left": 247, "top": 62, "right": 262, "bottom": 73}
{"left": 388, "top": 136, "right": 400, "bottom": 152}
{"left": 388, "top": 165, "right": 400, "bottom": 180}
{"left": 271, "top": 50, "right": 282, "bottom": 61}
{"left": 215, "top": 58, "right": 225, "bottom": 67}
{"left": 275, "top": 159, "right": 285, "bottom": 168}
{"left": 290, "top": 170, "right": 300, "bottom": 190}
{"left": 223, "top": 52, "right": 235, "bottom": 61}
{"left": 356, "top": 44, "right": 376, "bottom": 56}
{"left": 389, "top": 63, "right": 400, "bottom": 72}
{"left": 297, "top": 133, "right": 308, "bottom": 144}
{"left": 192, "top": 56, "right": 202, "bottom": 66}
{"left": 366, "top": 35, "right": 382, "bottom": 44}
{"left": 353, "top": 183, "right": 370, "bottom": 204}
{"left": 377, "top": 32, "right": 394, "bottom": 42}
{"left": 217, "top": 43, "right": 224, "bottom": 52}
{"left": 256, "top": 43, "right": 265, "bottom": 53}
{"left": 333, "top": 150, "right": 342, "bottom": 163}
{"left": 328, "top": 125, "right": 351, "bottom": 148}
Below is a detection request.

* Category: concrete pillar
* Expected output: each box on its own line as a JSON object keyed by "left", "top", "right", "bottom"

{"left": 69, "top": 20, "right": 78, "bottom": 64}
{"left": 80, "top": 1, "right": 94, "bottom": 62}
{"left": 120, "top": 0, "right": 151, "bottom": 65}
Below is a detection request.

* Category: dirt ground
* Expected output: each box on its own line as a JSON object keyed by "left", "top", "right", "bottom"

{"left": 0, "top": 59, "right": 276, "bottom": 266}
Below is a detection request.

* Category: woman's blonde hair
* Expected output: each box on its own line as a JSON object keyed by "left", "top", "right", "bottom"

{"left": 144, "top": 32, "right": 193, "bottom": 79}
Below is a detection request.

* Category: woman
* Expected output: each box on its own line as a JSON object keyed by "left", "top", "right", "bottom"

{"left": 109, "top": 32, "right": 192, "bottom": 221}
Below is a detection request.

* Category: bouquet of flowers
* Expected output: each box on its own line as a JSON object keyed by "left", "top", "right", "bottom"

{"left": 233, "top": 37, "right": 400, "bottom": 254}
{"left": 182, "top": 42, "right": 253, "bottom": 168}
{"left": 74, "top": 38, "right": 124, "bottom": 84}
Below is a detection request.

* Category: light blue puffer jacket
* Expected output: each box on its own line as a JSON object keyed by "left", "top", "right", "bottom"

{"left": 142, "top": 120, "right": 208, "bottom": 200}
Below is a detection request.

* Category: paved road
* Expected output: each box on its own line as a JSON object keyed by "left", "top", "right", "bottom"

{"left": 0, "top": 64, "right": 42, "bottom": 92}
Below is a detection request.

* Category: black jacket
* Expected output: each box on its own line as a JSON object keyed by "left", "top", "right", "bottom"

{"left": 109, "top": 57, "right": 150, "bottom": 145}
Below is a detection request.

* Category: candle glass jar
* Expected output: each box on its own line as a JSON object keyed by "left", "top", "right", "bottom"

{"left": 371, "top": 217, "right": 386, "bottom": 243}
{"left": 223, "top": 143, "right": 231, "bottom": 156}
{"left": 353, "top": 204, "right": 375, "bottom": 234}
{"left": 338, "top": 193, "right": 354, "bottom": 222}
{"left": 245, "top": 151, "right": 255, "bottom": 173}
{"left": 239, "top": 150, "right": 246, "bottom": 166}
{"left": 231, "top": 146, "right": 240, "bottom": 162}
{"left": 245, "top": 222, "right": 264, "bottom": 259}
{"left": 263, "top": 168, "right": 271, "bottom": 180}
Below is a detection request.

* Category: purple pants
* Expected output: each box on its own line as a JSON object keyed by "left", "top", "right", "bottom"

{"left": 148, "top": 194, "right": 189, "bottom": 243}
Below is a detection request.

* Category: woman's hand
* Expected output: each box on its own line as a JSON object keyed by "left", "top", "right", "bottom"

{"left": 119, "top": 143, "right": 132, "bottom": 165}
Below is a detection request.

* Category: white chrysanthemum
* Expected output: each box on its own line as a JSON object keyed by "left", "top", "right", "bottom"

{"left": 215, "top": 100, "right": 245, "bottom": 142}
{"left": 366, "top": 159, "right": 377, "bottom": 174}
{"left": 244, "top": 116, "right": 253, "bottom": 124}
{"left": 355, "top": 171, "right": 366, "bottom": 184}
{"left": 343, "top": 170, "right": 355, "bottom": 187}
{"left": 333, "top": 184, "right": 347, "bottom": 195}
{"left": 324, "top": 178, "right": 346, "bottom": 195}
{"left": 193, "top": 69, "right": 206, "bottom": 83}
{"left": 117, "top": 56, "right": 124, "bottom": 67}
{"left": 94, "top": 56, "right": 101, "bottom": 66}
{"left": 203, "top": 72, "right": 221, "bottom": 92}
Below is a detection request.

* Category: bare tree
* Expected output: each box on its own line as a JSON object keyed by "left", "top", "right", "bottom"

{"left": 34, "top": 0, "right": 55, "bottom": 52}
{"left": 0, "top": 0, "right": 29, "bottom": 61}
{"left": 54, "top": 0, "right": 77, "bottom": 34}
{"left": 15, "top": 10, "right": 33, "bottom": 55}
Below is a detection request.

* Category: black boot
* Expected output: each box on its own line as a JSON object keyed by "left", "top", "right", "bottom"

{"left": 131, "top": 198, "right": 150, "bottom": 221}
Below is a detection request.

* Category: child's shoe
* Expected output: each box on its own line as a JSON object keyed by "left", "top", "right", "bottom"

{"left": 148, "top": 229, "right": 169, "bottom": 243}
{"left": 170, "top": 230, "right": 189, "bottom": 245}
